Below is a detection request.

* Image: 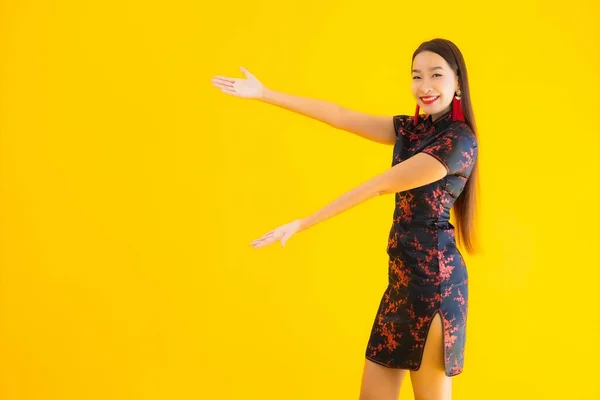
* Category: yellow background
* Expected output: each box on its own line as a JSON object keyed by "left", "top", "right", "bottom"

{"left": 1, "top": 0, "right": 598, "bottom": 399}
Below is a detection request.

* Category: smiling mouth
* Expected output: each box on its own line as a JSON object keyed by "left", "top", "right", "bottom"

{"left": 420, "top": 96, "right": 440, "bottom": 104}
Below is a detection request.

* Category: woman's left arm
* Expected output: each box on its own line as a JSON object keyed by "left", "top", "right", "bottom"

{"left": 299, "top": 153, "right": 446, "bottom": 232}
{"left": 250, "top": 153, "right": 446, "bottom": 248}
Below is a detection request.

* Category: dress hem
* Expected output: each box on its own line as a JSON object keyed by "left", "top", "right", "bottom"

{"left": 364, "top": 354, "right": 463, "bottom": 378}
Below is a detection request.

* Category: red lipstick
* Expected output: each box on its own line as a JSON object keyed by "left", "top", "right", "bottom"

{"left": 421, "top": 96, "right": 439, "bottom": 105}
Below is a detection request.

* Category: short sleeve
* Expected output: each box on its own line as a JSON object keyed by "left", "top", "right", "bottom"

{"left": 421, "top": 128, "right": 478, "bottom": 176}
{"left": 392, "top": 115, "right": 408, "bottom": 139}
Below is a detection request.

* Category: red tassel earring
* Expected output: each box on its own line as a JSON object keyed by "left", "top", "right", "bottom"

{"left": 414, "top": 104, "right": 420, "bottom": 124}
{"left": 452, "top": 89, "right": 465, "bottom": 122}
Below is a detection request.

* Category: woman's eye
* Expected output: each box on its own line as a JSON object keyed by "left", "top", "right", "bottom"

{"left": 433, "top": 73, "right": 442, "bottom": 77}
{"left": 412, "top": 76, "right": 421, "bottom": 80}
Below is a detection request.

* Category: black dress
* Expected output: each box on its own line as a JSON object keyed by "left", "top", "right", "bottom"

{"left": 365, "top": 110, "right": 478, "bottom": 377}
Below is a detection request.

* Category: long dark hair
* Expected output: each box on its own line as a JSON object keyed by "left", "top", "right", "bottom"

{"left": 412, "top": 38, "right": 480, "bottom": 254}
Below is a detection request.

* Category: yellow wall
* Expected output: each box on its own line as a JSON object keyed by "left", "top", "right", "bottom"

{"left": 1, "top": 0, "right": 598, "bottom": 399}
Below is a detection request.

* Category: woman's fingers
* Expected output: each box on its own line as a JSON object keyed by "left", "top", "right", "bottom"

{"left": 249, "top": 222, "right": 300, "bottom": 249}
{"left": 250, "top": 236, "right": 275, "bottom": 248}
{"left": 249, "top": 229, "right": 280, "bottom": 247}
{"left": 254, "top": 231, "right": 275, "bottom": 243}
{"left": 258, "top": 230, "right": 275, "bottom": 239}
{"left": 211, "top": 77, "right": 235, "bottom": 88}
{"left": 212, "top": 82, "right": 233, "bottom": 92}
{"left": 251, "top": 235, "right": 269, "bottom": 244}
{"left": 213, "top": 76, "right": 235, "bottom": 83}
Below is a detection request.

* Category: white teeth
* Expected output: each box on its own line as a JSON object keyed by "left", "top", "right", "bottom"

{"left": 422, "top": 96, "right": 439, "bottom": 101}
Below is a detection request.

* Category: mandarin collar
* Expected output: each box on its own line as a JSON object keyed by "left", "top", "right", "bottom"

{"left": 420, "top": 110, "right": 454, "bottom": 132}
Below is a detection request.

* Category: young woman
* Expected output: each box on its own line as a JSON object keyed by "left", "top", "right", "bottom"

{"left": 211, "top": 38, "right": 479, "bottom": 400}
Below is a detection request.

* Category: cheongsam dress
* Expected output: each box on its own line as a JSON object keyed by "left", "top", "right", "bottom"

{"left": 365, "top": 110, "right": 478, "bottom": 377}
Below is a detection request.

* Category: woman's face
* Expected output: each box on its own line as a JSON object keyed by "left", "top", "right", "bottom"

{"left": 411, "top": 51, "right": 459, "bottom": 120}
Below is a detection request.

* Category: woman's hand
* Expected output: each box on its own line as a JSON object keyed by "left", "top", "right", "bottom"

{"left": 249, "top": 219, "right": 304, "bottom": 249}
{"left": 210, "top": 66, "right": 265, "bottom": 99}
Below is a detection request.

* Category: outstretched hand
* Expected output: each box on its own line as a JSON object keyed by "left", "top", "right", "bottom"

{"left": 211, "top": 66, "right": 265, "bottom": 99}
{"left": 250, "top": 219, "right": 304, "bottom": 249}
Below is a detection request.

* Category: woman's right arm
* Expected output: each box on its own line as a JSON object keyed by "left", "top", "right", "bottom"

{"left": 211, "top": 68, "right": 397, "bottom": 145}
{"left": 261, "top": 88, "right": 397, "bottom": 145}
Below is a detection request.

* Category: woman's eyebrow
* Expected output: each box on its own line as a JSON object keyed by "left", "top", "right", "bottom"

{"left": 411, "top": 66, "right": 444, "bottom": 73}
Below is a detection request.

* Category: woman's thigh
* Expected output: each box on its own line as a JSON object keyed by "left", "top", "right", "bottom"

{"left": 359, "top": 358, "right": 407, "bottom": 400}
{"left": 410, "top": 312, "right": 453, "bottom": 400}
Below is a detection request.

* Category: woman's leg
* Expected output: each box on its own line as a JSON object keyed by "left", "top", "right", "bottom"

{"left": 409, "top": 312, "right": 453, "bottom": 400}
{"left": 358, "top": 358, "right": 407, "bottom": 400}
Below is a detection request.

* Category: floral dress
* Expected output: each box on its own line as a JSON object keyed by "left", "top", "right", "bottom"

{"left": 365, "top": 110, "right": 478, "bottom": 377}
